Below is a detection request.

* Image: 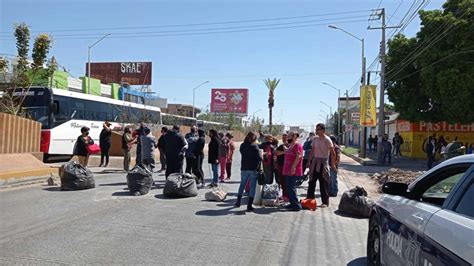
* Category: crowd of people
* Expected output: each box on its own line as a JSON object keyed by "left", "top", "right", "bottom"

{"left": 73, "top": 122, "right": 342, "bottom": 212}
{"left": 235, "top": 124, "right": 341, "bottom": 211}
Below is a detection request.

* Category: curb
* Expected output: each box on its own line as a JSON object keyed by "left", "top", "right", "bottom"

{"left": 341, "top": 150, "right": 378, "bottom": 166}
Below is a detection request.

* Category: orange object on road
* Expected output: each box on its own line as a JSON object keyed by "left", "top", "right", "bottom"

{"left": 301, "top": 198, "right": 317, "bottom": 211}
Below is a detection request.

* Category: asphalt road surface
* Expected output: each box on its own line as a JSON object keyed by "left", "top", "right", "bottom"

{"left": 0, "top": 151, "right": 370, "bottom": 265}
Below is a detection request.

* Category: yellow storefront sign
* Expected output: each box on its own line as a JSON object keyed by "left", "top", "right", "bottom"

{"left": 360, "top": 85, "right": 376, "bottom": 127}
{"left": 397, "top": 121, "right": 474, "bottom": 158}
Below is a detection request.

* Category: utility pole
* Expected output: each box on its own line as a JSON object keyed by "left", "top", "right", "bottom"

{"left": 368, "top": 8, "right": 400, "bottom": 164}
{"left": 360, "top": 38, "right": 367, "bottom": 158}
{"left": 345, "top": 90, "right": 349, "bottom": 147}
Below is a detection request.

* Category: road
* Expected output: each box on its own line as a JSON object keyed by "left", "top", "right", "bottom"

{"left": 0, "top": 151, "right": 373, "bottom": 265}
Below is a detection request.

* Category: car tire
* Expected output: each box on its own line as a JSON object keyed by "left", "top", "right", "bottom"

{"left": 367, "top": 216, "right": 381, "bottom": 266}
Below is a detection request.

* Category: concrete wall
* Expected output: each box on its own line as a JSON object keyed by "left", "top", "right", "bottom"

{"left": 0, "top": 113, "right": 41, "bottom": 154}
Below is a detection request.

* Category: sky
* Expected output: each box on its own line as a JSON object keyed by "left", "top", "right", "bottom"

{"left": 0, "top": 0, "right": 444, "bottom": 128}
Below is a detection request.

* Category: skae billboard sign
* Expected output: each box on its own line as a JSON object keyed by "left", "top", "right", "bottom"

{"left": 86, "top": 62, "right": 152, "bottom": 85}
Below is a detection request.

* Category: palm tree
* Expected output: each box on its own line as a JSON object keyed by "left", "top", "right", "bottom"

{"left": 263, "top": 78, "right": 280, "bottom": 135}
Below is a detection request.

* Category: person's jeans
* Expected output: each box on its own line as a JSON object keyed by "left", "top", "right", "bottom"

{"left": 307, "top": 164, "right": 330, "bottom": 205}
{"left": 395, "top": 144, "right": 401, "bottom": 156}
{"left": 329, "top": 169, "right": 338, "bottom": 196}
{"left": 100, "top": 145, "right": 110, "bottom": 166}
{"left": 383, "top": 151, "right": 392, "bottom": 165}
{"left": 238, "top": 170, "right": 258, "bottom": 198}
{"left": 158, "top": 148, "right": 166, "bottom": 170}
{"left": 263, "top": 164, "right": 273, "bottom": 184}
{"left": 135, "top": 144, "right": 142, "bottom": 166}
{"left": 226, "top": 161, "right": 232, "bottom": 179}
{"left": 123, "top": 149, "right": 131, "bottom": 171}
{"left": 427, "top": 154, "right": 435, "bottom": 169}
{"left": 185, "top": 157, "right": 194, "bottom": 174}
{"left": 285, "top": 176, "right": 302, "bottom": 210}
{"left": 192, "top": 155, "right": 204, "bottom": 184}
{"left": 219, "top": 157, "right": 227, "bottom": 180}
{"left": 277, "top": 167, "right": 288, "bottom": 197}
{"left": 211, "top": 163, "right": 219, "bottom": 184}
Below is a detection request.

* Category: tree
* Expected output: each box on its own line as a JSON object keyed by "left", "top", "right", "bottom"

{"left": 13, "top": 23, "right": 30, "bottom": 88}
{"left": 0, "top": 23, "right": 54, "bottom": 116}
{"left": 263, "top": 78, "right": 280, "bottom": 134}
{"left": 32, "top": 33, "right": 52, "bottom": 71}
{"left": 386, "top": 0, "right": 474, "bottom": 123}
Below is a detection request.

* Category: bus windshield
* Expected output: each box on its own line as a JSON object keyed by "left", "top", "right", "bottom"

{"left": 23, "top": 106, "right": 50, "bottom": 128}
{"left": 16, "top": 87, "right": 52, "bottom": 129}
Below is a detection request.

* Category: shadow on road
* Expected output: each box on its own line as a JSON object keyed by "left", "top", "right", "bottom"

{"left": 195, "top": 206, "right": 247, "bottom": 216}
{"left": 334, "top": 210, "right": 367, "bottom": 220}
{"left": 99, "top": 182, "right": 127, "bottom": 186}
{"left": 43, "top": 187, "right": 62, "bottom": 192}
{"left": 347, "top": 257, "right": 367, "bottom": 266}
{"left": 94, "top": 169, "right": 126, "bottom": 175}
{"left": 222, "top": 181, "right": 241, "bottom": 184}
{"left": 112, "top": 191, "right": 131, "bottom": 196}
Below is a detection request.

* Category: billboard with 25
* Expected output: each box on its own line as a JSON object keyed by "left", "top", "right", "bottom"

{"left": 86, "top": 62, "right": 152, "bottom": 85}
{"left": 210, "top": 89, "right": 248, "bottom": 114}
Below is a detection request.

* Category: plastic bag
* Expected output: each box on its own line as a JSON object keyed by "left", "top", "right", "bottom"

{"left": 60, "top": 161, "right": 95, "bottom": 191}
{"left": 127, "top": 165, "right": 154, "bottom": 196}
{"left": 262, "top": 184, "right": 280, "bottom": 207}
{"left": 205, "top": 186, "right": 227, "bottom": 201}
{"left": 86, "top": 144, "right": 101, "bottom": 154}
{"left": 338, "top": 186, "right": 375, "bottom": 218}
{"left": 296, "top": 168, "right": 310, "bottom": 187}
{"left": 164, "top": 173, "right": 198, "bottom": 198}
{"left": 301, "top": 198, "right": 317, "bottom": 211}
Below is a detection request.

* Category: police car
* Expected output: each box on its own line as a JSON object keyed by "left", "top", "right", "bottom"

{"left": 367, "top": 154, "right": 474, "bottom": 266}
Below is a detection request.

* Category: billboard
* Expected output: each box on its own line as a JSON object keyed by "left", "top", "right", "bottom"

{"left": 360, "top": 85, "right": 377, "bottom": 126}
{"left": 86, "top": 62, "right": 152, "bottom": 85}
{"left": 210, "top": 88, "right": 248, "bottom": 114}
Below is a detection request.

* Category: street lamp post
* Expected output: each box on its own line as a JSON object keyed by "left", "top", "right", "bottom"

{"left": 322, "top": 82, "right": 341, "bottom": 142}
{"left": 192, "top": 81, "right": 210, "bottom": 120}
{"left": 320, "top": 101, "right": 333, "bottom": 133}
{"left": 329, "top": 24, "right": 367, "bottom": 157}
{"left": 87, "top": 33, "right": 111, "bottom": 94}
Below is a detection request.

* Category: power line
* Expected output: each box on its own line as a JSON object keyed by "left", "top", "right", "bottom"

{"left": 0, "top": 9, "right": 373, "bottom": 34}
{"left": 386, "top": 8, "right": 468, "bottom": 79}
{"left": 389, "top": 49, "right": 474, "bottom": 82}
{"left": 1, "top": 19, "right": 369, "bottom": 40}
{"left": 1, "top": 15, "right": 370, "bottom": 38}
{"left": 387, "top": 0, "right": 424, "bottom": 40}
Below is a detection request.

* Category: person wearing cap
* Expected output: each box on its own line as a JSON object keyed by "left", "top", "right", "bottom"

{"left": 140, "top": 127, "right": 157, "bottom": 171}
{"left": 74, "top": 126, "right": 94, "bottom": 167}
{"left": 99, "top": 121, "right": 112, "bottom": 167}
{"left": 163, "top": 125, "right": 188, "bottom": 178}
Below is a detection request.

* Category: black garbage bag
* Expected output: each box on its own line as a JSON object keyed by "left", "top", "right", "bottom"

{"left": 338, "top": 186, "right": 375, "bottom": 218}
{"left": 60, "top": 161, "right": 95, "bottom": 191}
{"left": 127, "top": 165, "right": 154, "bottom": 196}
{"left": 164, "top": 173, "right": 198, "bottom": 198}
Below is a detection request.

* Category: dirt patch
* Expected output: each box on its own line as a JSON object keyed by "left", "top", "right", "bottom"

{"left": 339, "top": 170, "right": 381, "bottom": 200}
{"left": 371, "top": 168, "right": 423, "bottom": 193}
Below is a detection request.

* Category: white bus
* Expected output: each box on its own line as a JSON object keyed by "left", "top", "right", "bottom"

{"left": 19, "top": 87, "right": 162, "bottom": 159}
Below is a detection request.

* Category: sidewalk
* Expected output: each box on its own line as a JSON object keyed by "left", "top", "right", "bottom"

{"left": 341, "top": 146, "right": 427, "bottom": 172}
